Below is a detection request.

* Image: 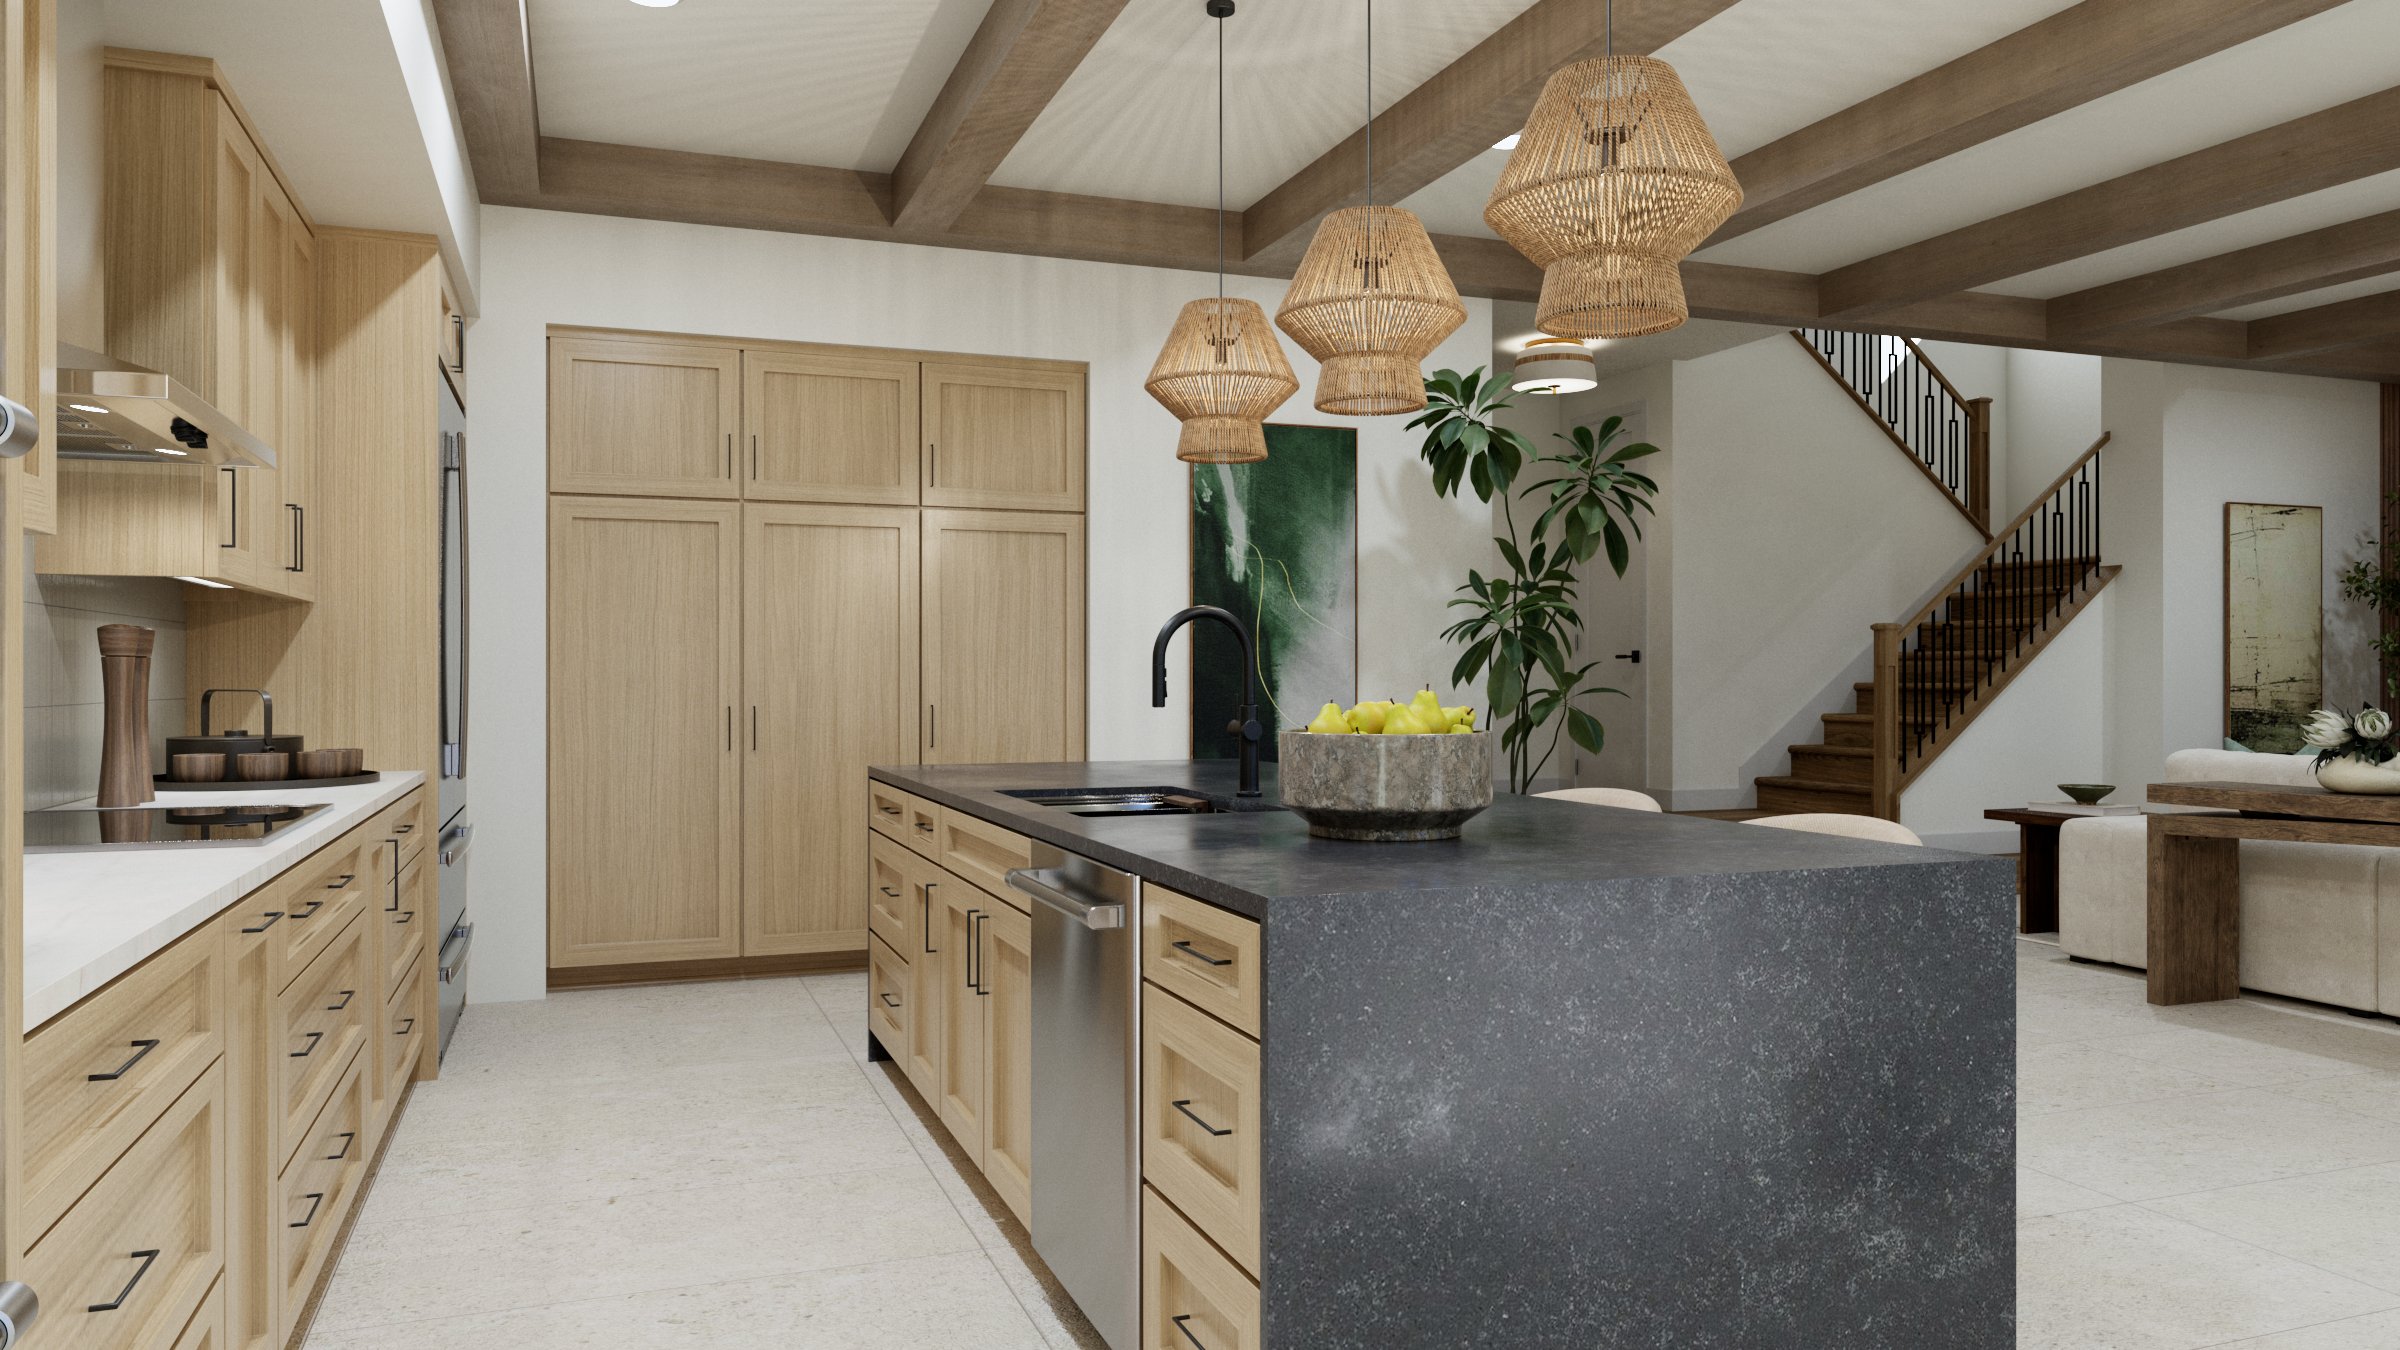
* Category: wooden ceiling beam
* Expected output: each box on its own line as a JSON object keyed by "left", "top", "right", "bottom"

{"left": 2049, "top": 208, "right": 2400, "bottom": 337}
{"left": 1236, "top": 0, "right": 1742, "bottom": 268}
{"left": 2248, "top": 287, "right": 2400, "bottom": 360}
{"left": 429, "top": 0, "right": 541, "bottom": 197}
{"left": 1712, "top": 0, "right": 2345, "bottom": 246}
{"left": 1818, "top": 84, "right": 2400, "bottom": 318}
{"left": 888, "top": 0, "right": 1132, "bottom": 232}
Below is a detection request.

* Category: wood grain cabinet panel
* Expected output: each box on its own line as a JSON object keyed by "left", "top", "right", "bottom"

{"left": 272, "top": 915, "right": 366, "bottom": 1175}
{"left": 378, "top": 848, "right": 427, "bottom": 1038}
{"left": 548, "top": 336, "right": 741, "bottom": 499}
{"left": 1142, "top": 1186, "right": 1261, "bottom": 1350}
{"left": 548, "top": 496, "right": 744, "bottom": 967}
{"left": 867, "top": 934, "right": 909, "bottom": 1053}
{"left": 741, "top": 504, "right": 919, "bottom": 956}
{"left": 1141, "top": 887, "right": 1261, "bottom": 1040}
{"left": 981, "top": 901, "right": 1033, "bottom": 1226}
{"left": 936, "top": 811, "right": 1036, "bottom": 908}
{"left": 867, "top": 832, "right": 914, "bottom": 954}
{"left": 380, "top": 951, "right": 425, "bottom": 1112}
{"left": 867, "top": 780, "right": 917, "bottom": 843}
{"left": 921, "top": 509, "right": 1085, "bottom": 765}
{"left": 167, "top": 1278, "right": 225, "bottom": 1350}
{"left": 921, "top": 361, "right": 1084, "bottom": 511}
{"left": 262, "top": 836, "right": 370, "bottom": 995}
{"left": 19, "top": 1062, "right": 226, "bottom": 1350}
{"left": 274, "top": 1049, "right": 368, "bottom": 1344}
{"left": 1141, "top": 986, "right": 1262, "bottom": 1277}
{"left": 902, "top": 852, "right": 945, "bottom": 1098}
{"left": 743, "top": 348, "right": 920, "bottom": 504}
{"left": 933, "top": 880, "right": 989, "bottom": 1156}
{"left": 222, "top": 907, "right": 277, "bottom": 1350}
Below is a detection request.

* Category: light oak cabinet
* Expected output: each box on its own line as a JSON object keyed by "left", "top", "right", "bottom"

{"left": 922, "top": 509, "right": 1086, "bottom": 764}
{"left": 932, "top": 880, "right": 989, "bottom": 1152}
{"left": 438, "top": 267, "right": 466, "bottom": 405}
{"left": 547, "top": 497, "right": 745, "bottom": 968}
{"left": 547, "top": 336, "right": 741, "bottom": 499}
{"left": 743, "top": 348, "right": 919, "bottom": 505}
{"left": 1142, "top": 1186, "right": 1261, "bottom": 1350}
{"left": 981, "top": 901, "right": 1034, "bottom": 1224}
{"left": 922, "top": 361, "right": 1086, "bottom": 511}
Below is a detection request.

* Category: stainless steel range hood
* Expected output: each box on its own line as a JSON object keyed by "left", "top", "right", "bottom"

{"left": 56, "top": 344, "right": 274, "bottom": 468}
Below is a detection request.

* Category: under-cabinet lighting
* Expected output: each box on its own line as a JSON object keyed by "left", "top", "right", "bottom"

{"left": 152, "top": 446, "right": 188, "bottom": 457}
{"left": 174, "top": 576, "right": 234, "bottom": 589}
{"left": 67, "top": 402, "right": 107, "bottom": 414}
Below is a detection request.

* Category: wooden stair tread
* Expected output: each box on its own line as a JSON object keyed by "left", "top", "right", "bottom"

{"left": 1788, "top": 743, "right": 1869, "bottom": 757}
{"left": 1756, "top": 775, "right": 1871, "bottom": 793}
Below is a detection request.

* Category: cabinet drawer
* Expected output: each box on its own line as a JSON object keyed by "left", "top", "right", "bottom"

{"left": 274, "top": 915, "right": 367, "bottom": 1173}
{"left": 868, "top": 833, "right": 914, "bottom": 954}
{"left": 868, "top": 932, "right": 909, "bottom": 1052}
{"left": 936, "top": 811, "right": 1034, "bottom": 910}
{"left": 867, "top": 780, "right": 920, "bottom": 845}
{"left": 382, "top": 950, "right": 425, "bottom": 1103}
{"left": 1141, "top": 986, "right": 1260, "bottom": 1276}
{"left": 259, "top": 836, "right": 371, "bottom": 993}
{"left": 372, "top": 790, "right": 430, "bottom": 870}
{"left": 383, "top": 846, "right": 428, "bottom": 999}
{"left": 21, "top": 1062, "right": 225, "bottom": 1350}
{"left": 166, "top": 1277, "right": 223, "bottom": 1350}
{"left": 276, "top": 1050, "right": 369, "bottom": 1339}
{"left": 1142, "top": 887, "right": 1261, "bottom": 1040}
{"left": 24, "top": 931, "right": 225, "bottom": 1242}
{"left": 1142, "top": 1186, "right": 1260, "bottom": 1350}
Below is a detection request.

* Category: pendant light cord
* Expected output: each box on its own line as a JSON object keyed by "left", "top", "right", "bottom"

{"left": 1216, "top": 6, "right": 1225, "bottom": 301}
{"left": 1363, "top": 0, "right": 1373, "bottom": 211}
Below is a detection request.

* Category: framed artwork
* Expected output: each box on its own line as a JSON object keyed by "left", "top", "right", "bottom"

{"left": 1188, "top": 423, "right": 1359, "bottom": 761}
{"left": 2224, "top": 501, "right": 2324, "bottom": 753}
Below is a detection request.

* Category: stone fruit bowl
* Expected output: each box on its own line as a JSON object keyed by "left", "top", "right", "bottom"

{"left": 1277, "top": 729, "right": 1494, "bottom": 841}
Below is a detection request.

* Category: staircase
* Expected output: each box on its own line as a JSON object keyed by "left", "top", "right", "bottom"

{"left": 1759, "top": 332, "right": 2116, "bottom": 819}
{"left": 1791, "top": 328, "right": 1993, "bottom": 534}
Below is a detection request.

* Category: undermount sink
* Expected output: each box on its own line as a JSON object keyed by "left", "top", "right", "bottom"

{"left": 1004, "top": 787, "right": 1227, "bottom": 818}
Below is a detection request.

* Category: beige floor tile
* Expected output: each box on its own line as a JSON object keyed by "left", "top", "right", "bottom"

{"left": 2020, "top": 1087, "right": 2400, "bottom": 1201}
{"left": 2017, "top": 1205, "right": 2400, "bottom": 1350}
{"left": 391, "top": 1054, "right": 884, "bottom": 1144}
{"left": 2207, "top": 1310, "right": 2400, "bottom": 1348}
{"left": 2287, "top": 1069, "right": 2400, "bottom": 1127}
{"left": 2148, "top": 1161, "right": 2400, "bottom": 1296}
{"left": 2017, "top": 1041, "right": 2239, "bottom": 1118}
{"left": 303, "top": 1250, "right": 1049, "bottom": 1349}
{"left": 2017, "top": 1167, "right": 2117, "bottom": 1220}
{"left": 2085, "top": 1015, "right": 2400, "bottom": 1089}
{"left": 433, "top": 1000, "right": 857, "bottom": 1086}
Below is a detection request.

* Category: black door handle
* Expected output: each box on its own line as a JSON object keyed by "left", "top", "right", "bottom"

{"left": 87, "top": 1249, "right": 161, "bottom": 1312}
{"left": 974, "top": 912, "right": 992, "bottom": 996}
{"left": 326, "top": 990, "right": 355, "bottom": 1012}
{"left": 964, "top": 909, "right": 982, "bottom": 992}
{"left": 324, "top": 1131, "right": 356, "bottom": 1161}
{"left": 1171, "top": 1099, "right": 1233, "bottom": 1137}
{"left": 290, "top": 1192, "right": 324, "bottom": 1229}
{"left": 395, "top": 1017, "right": 415, "bottom": 1035}
{"left": 290, "top": 1030, "right": 323, "bottom": 1059}
{"left": 1170, "top": 1314, "right": 1211, "bottom": 1350}
{"left": 879, "top": 886, "right": 900, "bottom": 897}
{"left": 1614, "top": 649, "right": 1642, "bottom": 664}
{"left": 1170, "top": 940, "right": 1232, "bottom": 968}
{"left": 291, "top": 899, "right": 325, "bottom": 921}
{"left": 923, "top": 883, "right": 936, "bottom": 955}
{"left": 88, "top": 1039, "right": 160, "bottom": 1082}
{"left": 880, "top": 992, "right": 902, "bottom": 1008}
{"left": 241, "top": 910, "right": 284, "bottom": 933}
{"left": 395, "top": 910, "right": 415, "bottom": 924}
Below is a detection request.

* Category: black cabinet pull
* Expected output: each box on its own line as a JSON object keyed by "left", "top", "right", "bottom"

{"left": 395, "top": 910, "right": 415, "bottom": 925}
{"left": 395, "top": 823, "right": 414, "bottom": 835}
{"left": 395, "top": 1017, "right": 415, "bottom": 1036}
{"left": 88, "top": 1039, "right": 160, "bottom": 1082}
{"left": 241, "top": 911, "right": 284, "bottom": 934}
{"left": 879, "top": 993, "right": 902, "bottom": 1008}
{"left": 324, "top": 1131, "right": 356, "bottom": 1161}
{"left": 914, "top": 820, "right": 934, "bottom": 833}
{"left": 1170, "top": 1315, "right": 1210, "bottom": 1350}
{"left": 964, "top": 909, "right": 982, "bottom": 992}
{"left": 1170, "top": 940, "right": 1233, "bottom": 968}
{"left": 975, "top": 912, "right": 992, "bottom": 997}
{"left": 879, "top": 886, "right": 900, "bottom": 897}
{"left": 451, "top": 312, "right": 465, "bottom": 373}
{"left": 326, "top": 990, "right": 355, "bottom": 1012}
{"left": 220, "top": 466, "right": 239, "bottom": 548}
{"left": 1170, "top": 1099, "right": 1233, "bottom": 1137}
{"left": 329, "top": 873, "right": 355, "bottom": 889}
{"left": 286, "top": 502, "right": 305, "bottom": 573}
{"left": 290, "top": 1030, "right": 323, "bottom": 1059}
{"left": 291, "top": 899, "right": 325, "bottom": 921}
{"left": 87, "top": 1249, "right": 161, "bottom": 1313}
{"left": 878, "top": 804, "right": 901, "bottom": 815}
{"left": 923, "top": 884, "right": 937, "bottom": 955}
{"left": 290, "top": 1192, "right": 324, "bottom": 1229}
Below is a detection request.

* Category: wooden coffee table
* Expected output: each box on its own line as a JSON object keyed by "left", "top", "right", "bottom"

{"left": 2145, "top": 780, "right": 2400, "bottom": 1004}
{"left": 1981, "top": 807, "right": 2097, "bottom": 933}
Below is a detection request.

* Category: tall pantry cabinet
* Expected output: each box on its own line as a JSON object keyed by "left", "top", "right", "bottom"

{"left": 547, "top": 330, "right": 1085, "bottom": 979}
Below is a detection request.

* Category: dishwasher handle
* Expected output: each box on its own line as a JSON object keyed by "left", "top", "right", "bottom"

{"left": 1006, "top": 868, "right": 1126, "bottom": 929}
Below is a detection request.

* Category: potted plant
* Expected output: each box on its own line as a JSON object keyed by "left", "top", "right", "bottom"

{"left": 1410, "top": 367, "right": 1662, "bottom": 794}
{"left": 2302, "top": 706, "right": 2400, "bottom": 793}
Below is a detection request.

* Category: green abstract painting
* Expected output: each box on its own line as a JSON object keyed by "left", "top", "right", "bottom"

{"left": 1190, "top": 424, "right": 1358, "bottom": 761}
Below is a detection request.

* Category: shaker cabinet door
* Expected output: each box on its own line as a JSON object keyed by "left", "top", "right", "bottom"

{"left": 743, "top": 348, "right": 920, "bottom": 505}
{"left": 548, "top": 336, "right": 742, "bottom": 499}
{"left": 920, "top": 509, "right": 1085, "bottom": 765}
{"left": 981, "top": 901, "right": 1033, "bottom": 1225}
{"left": 920, "top": 361, "right": 1084, "bottom": 511}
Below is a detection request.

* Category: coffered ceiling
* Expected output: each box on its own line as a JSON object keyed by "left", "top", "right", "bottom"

{"left": 434, "top": 0, "right": 2400, "bottom": 382}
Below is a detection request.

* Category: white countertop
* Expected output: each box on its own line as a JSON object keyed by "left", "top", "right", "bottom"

{"left": 23, "top": 771, "right": 428, "bottom": 1029}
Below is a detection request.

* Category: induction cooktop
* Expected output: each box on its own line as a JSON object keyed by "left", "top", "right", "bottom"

{"left": 26, "top": 803, "right": 327, "bottom": 852}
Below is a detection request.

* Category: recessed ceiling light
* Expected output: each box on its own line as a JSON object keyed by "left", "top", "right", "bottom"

{"left": 1493, "top": 133, "right": 1521, "bottom": 151}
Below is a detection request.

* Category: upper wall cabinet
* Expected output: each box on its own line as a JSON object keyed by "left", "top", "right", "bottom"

{"left": 549, "top": 336, "right": 742, "bottom": 499}
{"left": 921, "top": 362, "right": 1085, "bottom": 512}
{"left": 744, "top": 348, "right": 918, "bottom": 505}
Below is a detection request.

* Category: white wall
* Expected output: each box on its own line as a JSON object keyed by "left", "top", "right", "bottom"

{"left": 472, "top": 205, "right": 1499, "bottom": 1002}
{"left": 2004, "top": 348, "right": 2104, "bottom": 515}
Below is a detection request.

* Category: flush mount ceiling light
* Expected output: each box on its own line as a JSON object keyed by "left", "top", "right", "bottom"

{"left": 1483, "top": 0, "right": 1740, "bottom": 340}
{"left": 629, "top": 0, "right": 680, "bottom": 7}
{"left": 1146, "top": 0, "right": 1299, "bottom": 464}
{"left": 1510, "top": 337, "right": 1598, "bottom": 394}
{"left": 1275, "top": 0, "right": 1464, "bottom": 417}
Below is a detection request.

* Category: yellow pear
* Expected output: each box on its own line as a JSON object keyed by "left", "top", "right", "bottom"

{"left": 1441, "top": 705, "right": 1474, "bottom": 730}
{"left": 1306, "top": 702, "right": 1354, "bottom": 734}
{"left": 1382, "top": 702, "right": 1429, "bottom": 735}
{"left": 1409, "top": 689, "right": 1445, "bottom": 725}
{"left": 1346, "top": 701, "right": 1387, "bottom": 734}
{"left": 1448, "top": 720, "right": 1475, "bottom": 734}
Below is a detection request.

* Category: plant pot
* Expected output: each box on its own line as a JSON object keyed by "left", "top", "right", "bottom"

{"left": 1276, "top": 729, "right": 1494, "bottom": 841}
{"left": 2314, "top": 755, "right": 2400, "bottom": 795}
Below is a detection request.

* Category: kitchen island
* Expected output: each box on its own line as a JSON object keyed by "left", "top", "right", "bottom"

{"left": 866, "top": 759, "right": 2015, "bottom": 1350}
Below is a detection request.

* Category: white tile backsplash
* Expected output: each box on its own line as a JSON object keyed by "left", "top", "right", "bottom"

{"left": 24, "top": 571, "right": 190, "bottom": 809}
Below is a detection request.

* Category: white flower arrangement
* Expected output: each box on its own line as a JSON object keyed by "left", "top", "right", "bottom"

{"left": 2304, "top": 706, "right": 2398, "bottom": 766}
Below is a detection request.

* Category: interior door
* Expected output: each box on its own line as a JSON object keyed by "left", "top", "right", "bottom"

{"left": 920, "top": 508, "right": 1086, "bottom": 764}
{"left": 547, "top": 496, "right": 743, "bottom": 968}
{"left": 742, "top": 503, "right": 919, "bottom": 955}
{"left": 1570, "top": 408, "right": 1652, "bottom": 793}
{"left": 547, "top": 334, "right": 741, "bottom": 499}
{"left": 742, "top": 348, "right": 919, "bottom": 505}
{"left": 920, "top": 361, "right": 1085, "bottom": 511}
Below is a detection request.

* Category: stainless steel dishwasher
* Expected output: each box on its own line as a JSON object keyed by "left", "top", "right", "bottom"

{"left": 1007, "top": 847, "right": 1140, "bottom": 1350}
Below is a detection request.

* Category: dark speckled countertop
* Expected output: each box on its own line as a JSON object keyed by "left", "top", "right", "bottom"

{"left": 869, "top": 758, "right": 2007, "bottom": 921}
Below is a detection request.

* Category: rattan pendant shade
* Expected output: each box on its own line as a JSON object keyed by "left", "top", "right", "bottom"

{"left": 1484, "top": 55, "right": 1741, "bottom": 340}
{"left": 1276, "top": 205, "right": 1466, "bottom": 416}
{"left": 1147, "top": 296, "right": 1300, "bottom": 463}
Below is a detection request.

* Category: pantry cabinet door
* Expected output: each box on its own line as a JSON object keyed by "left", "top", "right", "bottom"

{"left": 743, "top": 348, "right": 920, "bottom": 505}
{"left": 921, "top": 509, "right": 1085, "bottom": 764}
{"left": 548, "top": 497, "right": 744, "bottom": 968}
{"left": 920, "top": 361, "right": 1084, "bottom": 511}
{"left": 742, "top": 503, "right": 919, "bottom": 955}
{"left": 548, "top": 334, "right": 742, "bottom": 499}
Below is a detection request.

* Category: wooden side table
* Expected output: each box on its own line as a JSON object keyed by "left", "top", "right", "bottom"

{"left": 1982, "top": 807, "right": 2095, "bottom": 933}
{"left": 2145, "top": 781, "right": 2400, "bottom": 1005}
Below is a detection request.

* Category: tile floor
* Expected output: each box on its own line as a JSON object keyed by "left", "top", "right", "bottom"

{"left": 303, "top": 940, "right": 2400, "bottom": 1348}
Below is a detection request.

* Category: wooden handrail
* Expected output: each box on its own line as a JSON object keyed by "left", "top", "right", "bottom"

{"left": 1787, "top": 331, "right": 1994, "bottom": 542}
{"left": 1899, "top": 336, "right": 1973, "bottom": 410}
{"left": 1890, "top": 431, "right": 2112, "bottom": 637}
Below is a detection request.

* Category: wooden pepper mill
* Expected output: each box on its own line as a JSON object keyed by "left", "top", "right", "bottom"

{"left": 97, "top": 623, "right": 157, "bottom": 808}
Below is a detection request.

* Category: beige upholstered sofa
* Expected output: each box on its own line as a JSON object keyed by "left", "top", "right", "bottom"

{"left": 2058, "top": 748, "right": 2400, "bottom": 1016}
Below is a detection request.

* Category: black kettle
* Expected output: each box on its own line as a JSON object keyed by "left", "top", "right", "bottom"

{"left": 164, "top": 688, "right": 307, "bottom": 760}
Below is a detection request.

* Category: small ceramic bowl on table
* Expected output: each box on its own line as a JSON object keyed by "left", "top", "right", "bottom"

{"left": 2056, "top": 783, "right": 2115, "bottom": 805}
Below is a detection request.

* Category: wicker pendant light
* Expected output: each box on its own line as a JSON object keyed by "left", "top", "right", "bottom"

{"left": 1483, "top": 1, "right": 1740, "bottom": 340}
{"left": 1146, "top": 0, "right": 1298, "bottom": 464}
{"left": 1275, "top": 0, "right": 1464, "bottom": 417}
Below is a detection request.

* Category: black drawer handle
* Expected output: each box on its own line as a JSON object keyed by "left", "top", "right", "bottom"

{"left": 326, "top": 990, "right": 355, "bottom": 1012}
{"left": 395, "top": 909, "right": 415, "bottom": 924}
{"left": 88, "top": 1039, "right": 160, "bottom": 1083}
{"left": 878, "top": 804, "right": 901, "bottom": 815}
{"left": 87, "top": 1249, "right": 161, "bottom": 1313}
{"left": 290, "top": 1192, "right": 324, "bottom": 1229}
{"left": 1171, "top": 1314, "right": 1210, "bottom": 1350}
{"left": 879, "top": 992, "right": 902, "bottom": 1008}
{"left": 290, "top": 1030, "right": 323, "bottom": 1059}
{"left": 394, "top": 823, "right": 415, "bottom": 835}
{"left": 1171, "top": 1099, "right": 1232, "bottom": 1137}
{"left": 1170, "top": 940, "right": 1233, "bottom": 968}
{"left": 324, "top": 1131, "right": 356, "bottom": 1161}
{"left": 242, "top": 911, "right": 284, "bottom": 934}
{"left": 327, "top": 873, "right": 355, "bottom": 890}
{"left": 878, "top": 886, "right": 900, "bottom": 897}
{"left": 291, "top": 899, "right": 325, "bottom": 921}
{"left": 964, "top": 909, "right": 982, "bottom": 992}
{"left": 914, "top": 820, "right": 934, "bottom": 833}
{"left": 395, "top": 1017, "right": 415, "bottom": 1036}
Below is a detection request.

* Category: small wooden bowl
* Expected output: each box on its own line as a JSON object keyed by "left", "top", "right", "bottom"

{"left": 294, "top": 749, "right": 345, "bottom": 780}
{"left": 328, "top": 747, "right": 364, "bottom": 776}
{"left": 170, "top": 753, "right": 227, "bottom": 783}
{"left": 234, "top": 752, "right": 291, "bottom": 782}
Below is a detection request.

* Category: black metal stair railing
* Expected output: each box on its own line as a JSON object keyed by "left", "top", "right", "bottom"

{"left": 1795, "top": 328, "right": 1991, "bottom": 530}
